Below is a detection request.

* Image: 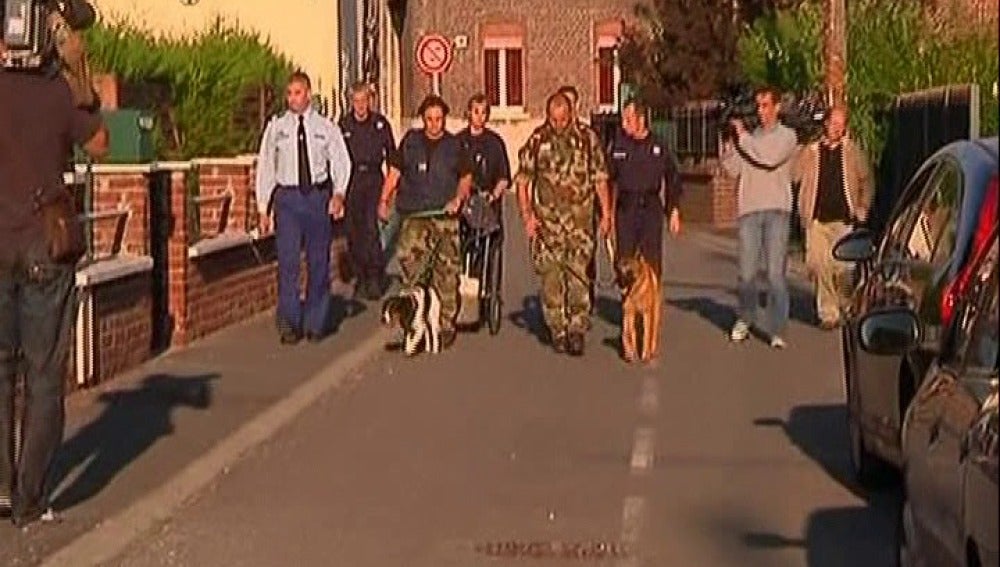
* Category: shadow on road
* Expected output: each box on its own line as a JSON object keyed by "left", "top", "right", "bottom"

{"left": 48, "top": 373, "right": 219, "bottom": 511}
{"left": 508, "top": 295, "right": 549, "bottom": 344}
{"left": 742, "top": 505, "right": 897, "bottom": 567}
{"left": 666, "top": 282, "right": 816, "bottom": 332}
{"left": 326, "top": 294, "right": 367, "bottom": 336}
{"left": 668, "top": 296, "right": 738, "bottom": 334}
{"left": 746, "top": 404, "right": 901, "bottom": 566}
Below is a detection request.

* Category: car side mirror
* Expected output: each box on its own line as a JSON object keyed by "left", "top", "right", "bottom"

{"left": 859, "top": 308, "right": 921, "bottom": 355}
{"left": 833, "top": 229, "right": 876, "bottom": 263}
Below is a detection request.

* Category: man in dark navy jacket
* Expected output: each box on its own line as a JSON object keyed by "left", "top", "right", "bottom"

{"left": 608, "top": 98, "right": 683, "bottom": 277}
{"left": 378, "top": 95, "right": 474, "bottom": 349}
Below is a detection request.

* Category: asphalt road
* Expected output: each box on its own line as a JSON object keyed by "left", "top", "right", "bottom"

{"left": 87, "top": 201, "right": 900, "bottom": 567}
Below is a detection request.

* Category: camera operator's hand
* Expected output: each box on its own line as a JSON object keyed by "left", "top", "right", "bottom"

{"left": 730, "top": 118, "right": 748, "bottom": 137}
{"left": 49, "top": 11, "right": 97, "bottom": 109}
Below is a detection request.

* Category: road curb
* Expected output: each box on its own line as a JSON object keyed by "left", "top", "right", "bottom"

{"left": 40, "top": 327, "right": 394, "bottom": 567}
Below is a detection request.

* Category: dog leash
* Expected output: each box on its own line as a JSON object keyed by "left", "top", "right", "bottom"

{"left": 595, "top": 236, "right": 618, "bottom": 291}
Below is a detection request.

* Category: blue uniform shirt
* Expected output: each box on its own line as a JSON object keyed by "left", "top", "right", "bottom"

{"left": 255, "top": 106, "right": 352, "bottom": 214}
{"left": 338, "top": 111, "right": 395, "bottom": 177}
{"left": 608, "top": 129, "right": 683, "bottom": 212}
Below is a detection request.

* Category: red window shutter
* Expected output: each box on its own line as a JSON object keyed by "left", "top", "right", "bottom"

{"left": 484, "top": 49, "right": 500, "bottom": 106}
{"left": 598, "top": 47, "right": 614, "bottom": 105}
{"left": 505, "top": 48, "right": 523, "bottom": 106}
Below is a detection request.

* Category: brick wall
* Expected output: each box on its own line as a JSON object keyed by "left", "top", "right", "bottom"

{"left": 89, "top": 272, "right": 154, "bottom": 384}
{"left": 89, "top": 167, "right": 151, "bottom": 256}
{"left": 403, "top": 0, "right": 633, "bottom": 119}
{"left": 677, "top": 160, "right": 738, "bottom": 228}
{"left": 186, "top": 243, "right": 278, "bottom": 343}
{"left": 68, "top": 157, "right": 282, "bottom": 390}
{"left": 164, "top": 158, "right": 277, "bottom": 346}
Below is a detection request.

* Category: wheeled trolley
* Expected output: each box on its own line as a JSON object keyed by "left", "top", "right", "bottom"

{"left": 457, "top": 192, "right": 504, "bottom": 335}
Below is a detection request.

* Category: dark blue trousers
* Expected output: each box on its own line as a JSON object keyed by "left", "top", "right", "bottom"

{"left": 616, "top": 193, "right": 664, "bottom": 276}
{"left": 345, "top": 172, "right": 386, "bottom": 283}
{"left": 274, "top": 186, "right": 332, "bottom": 336}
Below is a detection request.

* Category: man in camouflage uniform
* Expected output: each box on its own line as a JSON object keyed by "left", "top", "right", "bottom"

{"left": 557, "top": 85, "right": 604, "bottom": 314}
{"left": 379, "top": 95, "right": 473, "bottom": 349}
{"left": 516, "top": 93, "right": 613, "bottom": 356}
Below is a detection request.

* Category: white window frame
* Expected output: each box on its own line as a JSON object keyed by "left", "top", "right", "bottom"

{"left": 483, "top": 36, "right": 525, "bottom": 117}
{"left": 596, "top": 35, "right": 621, "bottom": 112}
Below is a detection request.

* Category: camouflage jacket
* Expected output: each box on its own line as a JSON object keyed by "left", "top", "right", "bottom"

{"left": 515, "top": 122, "right": 609, "bottom": 208}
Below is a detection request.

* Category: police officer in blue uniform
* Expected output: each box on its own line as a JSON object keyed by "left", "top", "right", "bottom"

{"left": 339, "top": 82, "right": 397, "bottom": 300}
{"left": 609, "top": 99, "right": 683, "bottom": 276}
{"left": 255, "top": 71, "right": 352, "bottom": 344}
{"left": 457, "top": 93, "right": 511, "bottom": 226}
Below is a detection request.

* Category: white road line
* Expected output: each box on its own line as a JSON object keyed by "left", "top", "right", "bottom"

{"left": 638, "top": 377, "right": 658, "bottom": 417}
{"left": 618, "top": 496, "right": 646, "bottom": 567}
{"left": 630, "top": 427, "right": 655, "bottom": 472}
{"left": 40, "top": 328, "right": 394, "bottom": 567}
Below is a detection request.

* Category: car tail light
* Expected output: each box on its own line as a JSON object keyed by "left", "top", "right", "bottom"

{"left": 943, "top": 175, "right": 998, "bottom": 327}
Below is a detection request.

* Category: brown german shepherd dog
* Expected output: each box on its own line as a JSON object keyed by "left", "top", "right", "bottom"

{"left": 616, "top": 252, "right": 661, "bottom": 363}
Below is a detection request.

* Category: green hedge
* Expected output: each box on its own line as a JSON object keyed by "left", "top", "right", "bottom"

{"left": 738, "top": 0, "right": 999, "bottom": 159}
{"left": 85, "top": 18, "right": 295, "bottom": 160}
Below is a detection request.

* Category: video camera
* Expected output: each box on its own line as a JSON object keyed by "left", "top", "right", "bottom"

{"left": 718, "top": 84, "right": 759, "bottom": 142}
{"left": 2, "top": 0, "right": 95, "bottom": 69}
{"left": 718, "top": 84, "right": 828, "bottom": 144}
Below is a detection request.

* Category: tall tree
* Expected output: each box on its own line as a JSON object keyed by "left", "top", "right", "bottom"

{"left": 619, "top": 0, "right": 801, "bottom": 108}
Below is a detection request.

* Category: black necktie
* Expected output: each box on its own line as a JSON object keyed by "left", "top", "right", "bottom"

{"left": 297, "top": 115, "right": 312, "bottom": 187}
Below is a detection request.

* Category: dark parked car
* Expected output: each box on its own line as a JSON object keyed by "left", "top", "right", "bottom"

{"left": 859, "top": 228, "right": 998, "bottom": 567}
{"left": 834, "top": 137, "right": 998, "bottom": 486}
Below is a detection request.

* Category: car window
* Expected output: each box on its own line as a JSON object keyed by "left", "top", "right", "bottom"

{"left": 904, "top": 162, "right": 962, "bottom": 267}
{"left": 881, "top": 163, "right": 938, "bottom": 258}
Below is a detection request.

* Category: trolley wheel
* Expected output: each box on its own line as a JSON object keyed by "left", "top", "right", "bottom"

{"left": 486, "top": 237, "right": 503, "bottom": 335}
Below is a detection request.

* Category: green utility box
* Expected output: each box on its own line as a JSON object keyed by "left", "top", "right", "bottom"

{"left": 101, "top": 109, "right": 156, "bottom": 164}
{"left": 651, "top": 120, "right": 677, "bottom": 151}
{"left": 618, "top": 83, "right": 636, "bottom": 111}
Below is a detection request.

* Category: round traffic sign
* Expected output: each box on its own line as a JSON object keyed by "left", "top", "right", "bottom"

{"left": 416, "top": 34, "right": 453, "bottom": 75}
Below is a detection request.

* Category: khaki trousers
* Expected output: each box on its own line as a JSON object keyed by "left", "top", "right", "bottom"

{"left": 805, "top": 220, "right": 852, "bottom": 324}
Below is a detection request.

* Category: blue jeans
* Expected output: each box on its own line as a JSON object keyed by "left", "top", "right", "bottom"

{"left": 737, "top": 210, "right": 790, "bottom": 337}
{"left": 275, "top": 187, "right": 333, "bottom": 336}
{"left": 0, "top": 254, "right": 75, "bottom": 513}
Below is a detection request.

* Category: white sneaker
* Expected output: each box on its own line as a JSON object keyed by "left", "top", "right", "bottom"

{"left": 730, "top": 320, "right": 750, "bottom": 342}
{"left": 770, "top": 336, "right": 788, "bottom": 349}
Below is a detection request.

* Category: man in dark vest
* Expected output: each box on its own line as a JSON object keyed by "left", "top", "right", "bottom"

{"left": 339, "top": 81, "right": 397, "bottom": 300}
{"left": 378, "top": 95, "right": 474, "bottom": 349}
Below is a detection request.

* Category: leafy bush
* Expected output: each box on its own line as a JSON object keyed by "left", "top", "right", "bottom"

{"left": 85, "top": 18, "right": 295, "bottom": 160}
{"left": 738, "top": 0, "right": 998, "bottom": 158}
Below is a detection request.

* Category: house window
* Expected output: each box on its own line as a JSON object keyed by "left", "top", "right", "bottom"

{"left": 597, "top": 46, "right": 617, "bottom": 106}
{"left": 483, "top": 30, "right": 524, "bottom": 109}
{"left": 595, "top": 21, "right": 623, "bottom": 111}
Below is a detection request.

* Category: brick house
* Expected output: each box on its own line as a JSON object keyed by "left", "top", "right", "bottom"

{"left": 400, "top": 0, "right": 634, "bottom": 122}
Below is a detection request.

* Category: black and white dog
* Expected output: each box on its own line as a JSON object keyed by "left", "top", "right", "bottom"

{"left": 380, "top": 284, "right": 442, "bottom": 355}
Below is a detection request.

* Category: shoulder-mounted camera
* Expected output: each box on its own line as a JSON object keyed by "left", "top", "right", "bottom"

{"left": 1, "top": 0, "right": 95, "bottom": 70}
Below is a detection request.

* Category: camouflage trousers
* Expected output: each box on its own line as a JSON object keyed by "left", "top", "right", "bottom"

{"left": 397, "top": 216, "right": 460, "bottom": 331}
{"left": 530, "top": 205, "right": 595, "bottom": 337}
